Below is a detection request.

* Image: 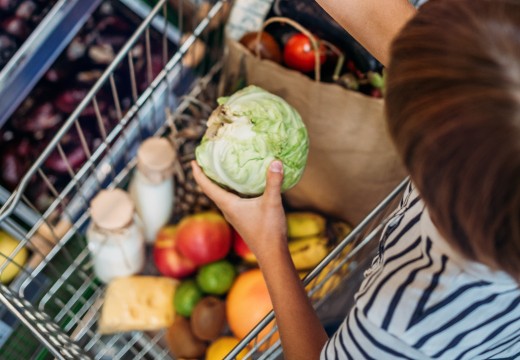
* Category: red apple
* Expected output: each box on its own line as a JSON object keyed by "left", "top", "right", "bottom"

{"left": 176, "top": 212, "right": 232, "bottom": 266}
{"left": 232, "top": 228, "right": 257, "bottom": 263}
{"left": 153, "top": 226, "right": 197, "bottom": 279}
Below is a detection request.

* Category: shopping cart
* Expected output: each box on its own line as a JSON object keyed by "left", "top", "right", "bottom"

{"left": 0, "top": 0, "right": 407, "bottom": 358}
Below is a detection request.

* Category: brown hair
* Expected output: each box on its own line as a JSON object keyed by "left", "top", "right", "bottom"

{"left": 385, "top": 0, "right": 520, "bottom": 278}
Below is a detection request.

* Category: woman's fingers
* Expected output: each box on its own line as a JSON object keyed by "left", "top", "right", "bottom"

{"left": 191, "top": 161, "right": 238, "bottom": 208}
{"left": 263, "top": 160, "right": 284, "bottom": 207}
{"left": 192, "top": 160, "right": 284, "bottom": 216}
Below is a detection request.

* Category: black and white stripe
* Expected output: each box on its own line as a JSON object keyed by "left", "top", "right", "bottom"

{"left": 321, "top": 183, "right": 520, "bottom": 359}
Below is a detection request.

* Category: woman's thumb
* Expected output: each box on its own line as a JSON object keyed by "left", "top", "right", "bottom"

{"left": 264, "top": 160, "right": 284, "bottom": 202}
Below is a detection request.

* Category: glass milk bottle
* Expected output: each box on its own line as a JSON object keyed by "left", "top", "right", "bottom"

{"left": 129, "top": 137, "right": 176, "bottom": 244}
{"left": 86, "top": 189, "right": 145, "bottom": 283}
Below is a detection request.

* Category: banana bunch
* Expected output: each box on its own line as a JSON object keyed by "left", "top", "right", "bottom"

{"left": 303, "top": 242, "right": 354, "bottom": 300}
{"left": 292, "top": 215, "right": 355, "bottom": 300}
{"left": 236, "top": 211, "right": 353, "bottom": 275}
{"left": 286, "top": 212, "right": 329, "bottom": 271}
{"left": 286, "top": 212, "right": 327, "bottom": 239}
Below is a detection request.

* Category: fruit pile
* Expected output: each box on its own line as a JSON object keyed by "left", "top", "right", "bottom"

{"left": 150, "top": 210, "right": 351, "bottom": 359}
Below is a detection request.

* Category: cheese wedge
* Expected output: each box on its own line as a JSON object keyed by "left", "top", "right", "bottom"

{"left": 99, "top": 276, "right": 178, "bottom": 334}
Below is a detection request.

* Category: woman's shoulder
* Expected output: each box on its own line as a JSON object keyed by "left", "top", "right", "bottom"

{"left": 349, "top": 190, "right": 520, "bottom": 359}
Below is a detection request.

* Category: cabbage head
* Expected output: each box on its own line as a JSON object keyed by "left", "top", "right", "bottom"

{"left": 195, "top": 85, "right": 309, "bottom": 196}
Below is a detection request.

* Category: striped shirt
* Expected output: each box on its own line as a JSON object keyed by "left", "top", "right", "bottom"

{"left": 321, "top": 182, "right": 520, "bottom": 359}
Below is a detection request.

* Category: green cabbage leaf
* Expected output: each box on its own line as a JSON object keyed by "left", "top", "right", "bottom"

{"left": 195, "top": 85, "right": 309, "bottom": 196}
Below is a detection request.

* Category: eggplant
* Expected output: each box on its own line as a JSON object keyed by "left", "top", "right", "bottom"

{"left": 0, "top": 138, "right": 32, "bottom": 189}
{"left": 0, "top": 137, "right": 52, "bottom": 208}
{"left": 44, "top": 145, "right": 87, "bottom": 174}
{"left": 26, "top": 176, "right": 54, "bottom": 211}
{"left": 54, "top": 88, "right": 88, "bottom": 114}
{"left": 44, "top": 129, "right": 91, "bottom": 174}
{"left": 95, "top": 15, "right": 131, "bottom": 34}
{"left": 138, "top": 55, "right": 164, "bottom": 91}
{"left": 0, "top": 0, "right": 19, "bottom": 12}
{"left": 54, "top": 88, "right": 111, "bottom": 118}
{"left": 81, "top": 98, "right": 108, "bottom": 118}
{"left": 2, "top": 16, "right": 30, "bottom": 40}
{"left": 12, "top": 102, "right": 62, "bottom": 133}
{"left": 15, "top": 1, "right": 36, "bottom": 20}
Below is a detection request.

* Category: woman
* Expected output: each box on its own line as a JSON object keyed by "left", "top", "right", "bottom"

{"left": 193, "top": 0, "right": 520, "bottom": 358}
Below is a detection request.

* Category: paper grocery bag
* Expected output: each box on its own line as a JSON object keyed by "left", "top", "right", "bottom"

{"left": 222, "top": 38, "right": 406, "bottom": 225}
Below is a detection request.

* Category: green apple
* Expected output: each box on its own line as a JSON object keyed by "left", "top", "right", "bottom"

{"left": 0, "top": 231, "right": 28, "bottom": 284}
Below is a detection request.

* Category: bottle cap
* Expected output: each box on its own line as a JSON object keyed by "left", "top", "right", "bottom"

{"left": 90, "top": 189, "right": 134, "bottom": 230}
{"left": 137, "top": 137, "right": 176, "bottom": 183}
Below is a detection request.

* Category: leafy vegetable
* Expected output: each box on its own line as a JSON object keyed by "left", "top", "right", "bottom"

{"left": 195, "top": 85, "right": 309, "bottom": 196}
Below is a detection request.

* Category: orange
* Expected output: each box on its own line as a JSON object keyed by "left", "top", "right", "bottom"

{"left": 226, "top": 269, "right": 279, "bottom": 351}
{"left": 205, "top": 336, "right": 248, "bottom": 360}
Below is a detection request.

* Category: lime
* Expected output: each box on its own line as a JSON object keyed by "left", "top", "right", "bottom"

{"left": 196, "top": 260, "right": 236, "bottom": 295}
{"left": 206, "top": 336, "right": 248, "bottom": 360}
{"left": 174, "top": 279, "right": 203, "bottom": 317}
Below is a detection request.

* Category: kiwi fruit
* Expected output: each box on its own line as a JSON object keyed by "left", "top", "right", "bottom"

{"left": 166, "top": 317, "right": 207, "bottom": 358}
{"left": 190, "top": 296, "right": 226, "bottom": 341}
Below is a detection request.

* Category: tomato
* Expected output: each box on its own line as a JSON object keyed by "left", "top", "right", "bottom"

{"left": 283, "top": 33, "right": 327, "bottom": 73}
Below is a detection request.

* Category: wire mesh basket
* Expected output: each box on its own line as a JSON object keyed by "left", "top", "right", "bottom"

{"left": 0, "top": 0, "right": 407, "bottom": 358}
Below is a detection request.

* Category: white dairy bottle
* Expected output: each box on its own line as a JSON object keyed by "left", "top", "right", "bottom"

{"left": 129, "top": 137, "right": 176, "bottom": 244}
{"left": 86, "top": 189, "right": 145, "bottom": 283}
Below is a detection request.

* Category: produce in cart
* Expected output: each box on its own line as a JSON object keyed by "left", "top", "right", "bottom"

{"left": 166, "top": 316, "right": 208, "bottom": 359}
{"left": 205, "top": 336, "right": 249, "bottom": 360}
{"left": 226, "top": 269, "right": 277, "bottom": 350}
{"left": 190, "top": 296, "right": 227, "bottom": 341}
{"left": 175, "top": 212, "right": 232, "bottom": 265}
{"left": 154, "top": 225, "right": 198, "bottom": 279}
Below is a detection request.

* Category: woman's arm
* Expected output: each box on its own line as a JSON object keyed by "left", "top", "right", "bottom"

{"left": 192, "top": 161, "right": 328, "bottom": 359}
{"left": 257, "top": 235, "right": 328, "bottom": 359}
{"left": 315, "top": 0, "right": 416, "bottom": 66}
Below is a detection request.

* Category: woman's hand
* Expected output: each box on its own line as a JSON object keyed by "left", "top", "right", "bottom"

{"left": 193, "top": 159, "right": 329, "bottom": 359}
{"left": 191, "top": 160, "right": 287, "bottom": 263}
